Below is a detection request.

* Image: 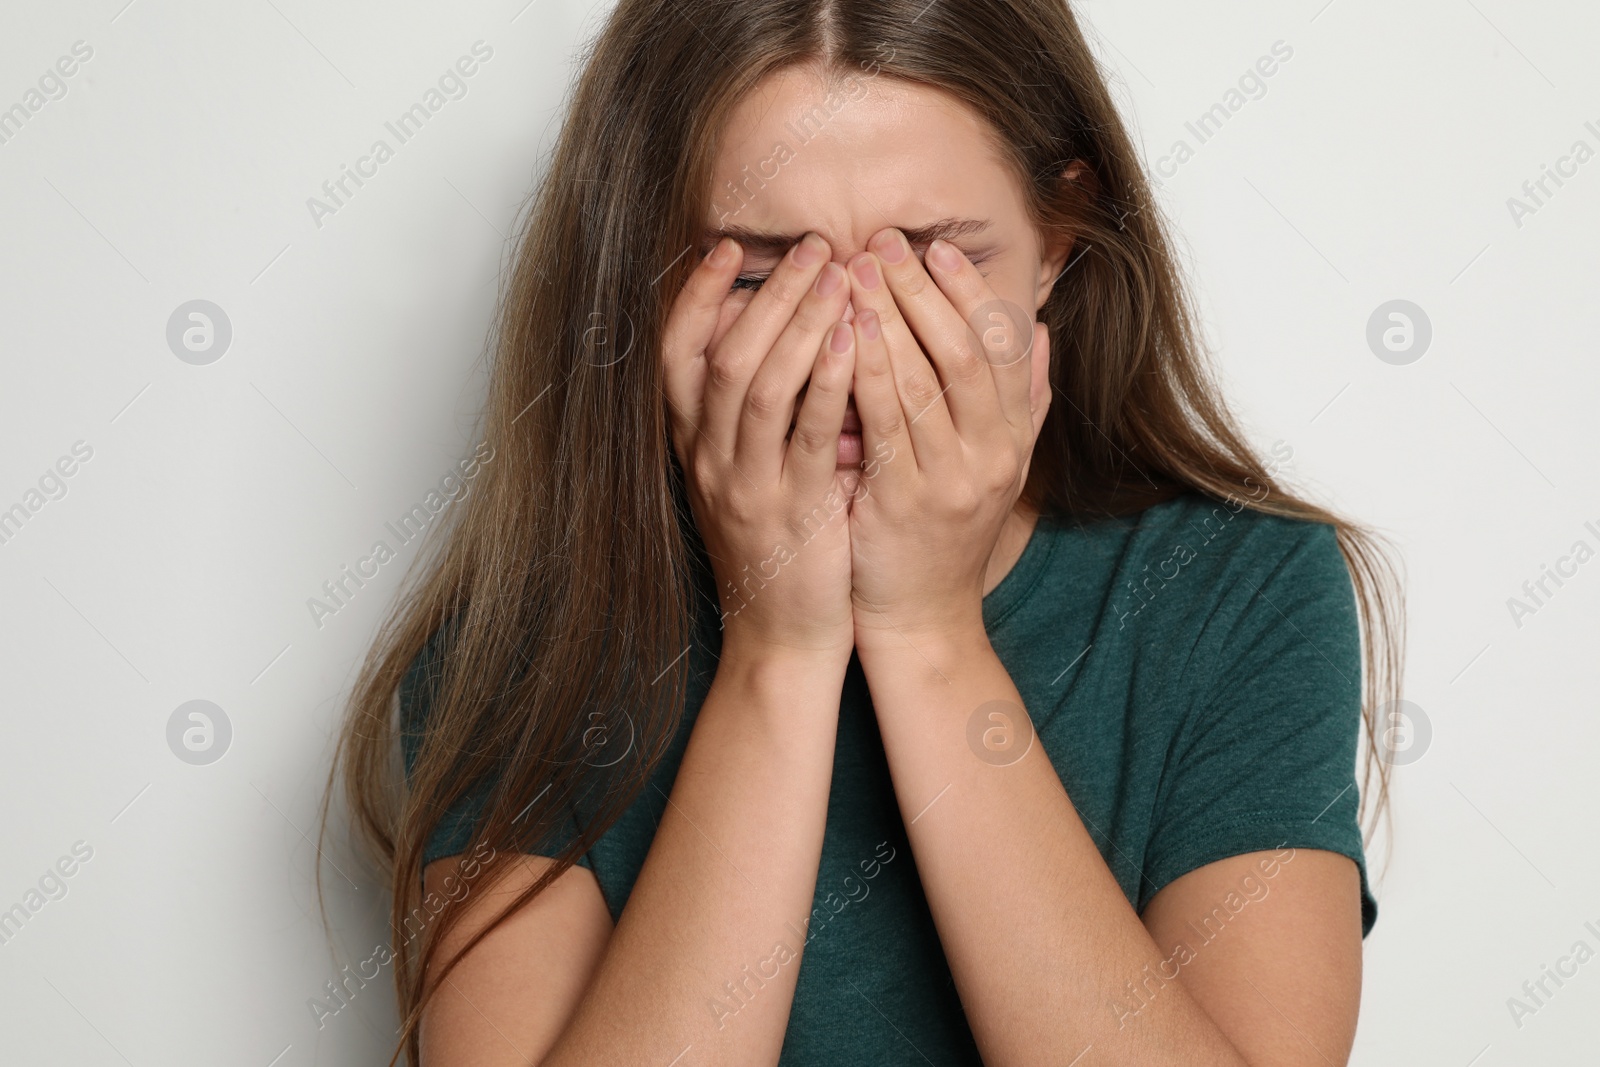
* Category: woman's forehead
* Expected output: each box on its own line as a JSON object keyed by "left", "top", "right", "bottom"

{"left": 706, "top": 66, "right": 1024, "bottom": 248}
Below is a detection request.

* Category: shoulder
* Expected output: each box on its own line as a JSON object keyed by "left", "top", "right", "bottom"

{"left": 1071, "top": 492, "right": 1358, "bottom": 711}
{"left": 1127, "top": 490, "right": 1344, "bottom": 578}
{"left": 1100, "top": 492, "right": 1352, "bottom": 631}
{"left": 1114, "top": 499, "right": 1373, "bottom": 930}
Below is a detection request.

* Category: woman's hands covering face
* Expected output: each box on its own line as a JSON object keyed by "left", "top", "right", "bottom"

{"left": 842, "top": 229, "right": 1051, "bottom": 654}
{"left": 662, "top": 226, "right": 1050, "bottom": 661}
{"left": 662, "top": 233, "right": 861, "bottom": 662}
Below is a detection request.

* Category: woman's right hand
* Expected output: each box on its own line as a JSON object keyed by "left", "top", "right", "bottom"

{"left": 662, "top": 232, "right": 859, "bottom": 663}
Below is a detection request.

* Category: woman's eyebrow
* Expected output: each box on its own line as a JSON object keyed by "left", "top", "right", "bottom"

{"left": 700, "top": 217, "right": 994, "bottom": 258}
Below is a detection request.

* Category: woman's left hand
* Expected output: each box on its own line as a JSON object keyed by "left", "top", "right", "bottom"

{"left": 844, "top": 228, "right": 1052, "bottom": 655}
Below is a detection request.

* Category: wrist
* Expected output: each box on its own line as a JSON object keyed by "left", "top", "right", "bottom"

{"left": 853, "top": 617, "right": 993, "bottom": 673}
{"left": 718, "top": 623, "right": 853, "bottom": 667}
{"left": 714, "top": 634, "right": 852, "bottom": 694}
{"left": 704, "top": 640, "right": 851, "bottom": 751}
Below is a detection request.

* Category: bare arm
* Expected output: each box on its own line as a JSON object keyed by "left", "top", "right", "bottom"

{"left": 419, "top": 229, "right": 866, "bottom": 1064}
{"left": 860, "top": 635, "right": 1361, "bottom": 1065}
{"left": 418, "top": 856, "right": 610, "bottom": 1064}
{"left": 840, "top": 228, "right": 1362, "bottom": 1064}
{"left": 421, "top": 648, "right": 848, "bottom": 1066}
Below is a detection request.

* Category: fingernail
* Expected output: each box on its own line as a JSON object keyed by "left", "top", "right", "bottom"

{"left": 859, "top": 308, "right": 880, "bottom": 341}
{"left": 830, "top": 321, "right": 852, "bottom": 352}
{"left": 815, "top": 262, "right": 843, "bottom": 296}
{"left": 871, "top": 229, "right": 908, "bottom": 264}
{"left": 792, "top": 233, "right": 825, "bottom": 267}
{"left": 852, "top": 255, "right": 881, "bottom": 290}
{"left": 928, "top": 239, "right": 962, "bottom": 272}
{"left": 710, "top": 237, "right": 736, "bottom": 267}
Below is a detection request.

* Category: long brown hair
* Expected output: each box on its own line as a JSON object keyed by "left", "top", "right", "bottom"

{"left": 318, "top": 1, "right": 1404, "bottom": 1062}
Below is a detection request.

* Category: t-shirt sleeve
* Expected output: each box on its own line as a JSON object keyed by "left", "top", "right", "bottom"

{"left": 1140, "top": 519, "right": 1378, "bottom": 937}
{"left": 398, "top": 624, "right": 591, "bottom": 872}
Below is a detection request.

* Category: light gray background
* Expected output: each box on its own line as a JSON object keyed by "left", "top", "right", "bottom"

{"left": 1, "top": 1, "right": 1595, "bottom": 1063}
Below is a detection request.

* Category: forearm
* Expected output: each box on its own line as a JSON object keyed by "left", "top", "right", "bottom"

{"left": 859, "top": 632, "right": 1249, "bottom": 1066}
{"left": 543, "top": 644, "right": 846, "bottom": 1067}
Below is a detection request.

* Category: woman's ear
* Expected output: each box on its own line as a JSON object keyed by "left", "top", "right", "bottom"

{"left": 1036, "top": 160, "right": 1092, "bottom": 310}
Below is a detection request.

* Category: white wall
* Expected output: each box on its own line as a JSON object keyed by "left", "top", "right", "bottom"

{"left": 0, "top": 0, "right": 1593, "bottom": 1063}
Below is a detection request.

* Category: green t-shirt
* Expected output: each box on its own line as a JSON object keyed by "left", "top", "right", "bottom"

{"left": 400, "top": 492, "right": 1376, "bottom": 1064}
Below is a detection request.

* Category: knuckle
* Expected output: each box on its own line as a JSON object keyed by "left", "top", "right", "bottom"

{"left": 791, "top": 292, "right": 836, "bottom": 334}
{"left": 743, "top": 380, "right": 784, "bottom": 420}
{"left": 986, "top": 453, "right": 1020, "bottom": 488}
{"left": 870, "top": 412, "right": 906, "bottom": 441}
{"left": 948, "top": 483, "right": 981, "bottom": 515}
{"left": 766, "top": 264, "right": 810, "bottom": 307}
{"left": 947, "top": 337, "right": 985, "bottom": 379}
{"left": 949, "top": 345, "right": 987, "bottom": 383}
{"left": 872, "top": 301, "right": 904, "bottom": 334}
{"left": 901, "top": 370, "right": 942, "bottom": 407}
{"left": 706, "top": 355, "right": 743, "bottom": 392}
{"left": 897, "top": 268, "right": 930, "bottom": 298}
{"left": 689, "top": 450, "right": 718, "bottom": 488}
{"left": 793, "top": 424, "right": 832, "bottom": 454}
{"left": 859, "top": 353, "right": 894, "bottom": 382}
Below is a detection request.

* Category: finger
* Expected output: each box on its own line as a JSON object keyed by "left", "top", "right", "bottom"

{"left": 846, "top": 252, "right": 956, "bottom": 472}
{"left": 866, "top": 228, "right": 1009, "bottom": 436}
{"left": 785, "top": 320, "right": 855, "bottom": 498}
{"left": 851, "top": 307, "right": 915, "bottom": 487}
{"left": 737, "top": 262, "right": 851, "bottom": 480}
{"left": 661, "top": 236, "right": 743, "bottom": 460}
{"left": 927, "top": 238, "right": 1037, "bottom": 432}
{"left": 701, "top": 232, "right": 832, "bottom": 457}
